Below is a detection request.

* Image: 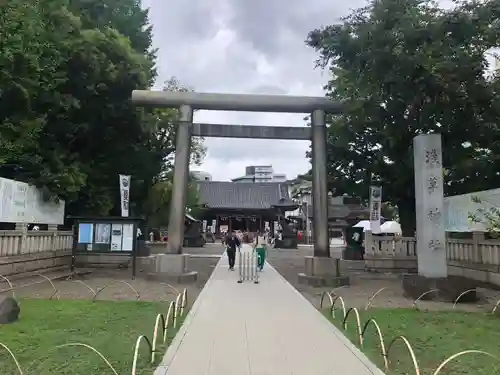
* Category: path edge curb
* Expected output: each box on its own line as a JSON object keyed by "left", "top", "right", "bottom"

{"left": 153, "top": 250, "right": 226, "bottom": 375}
{"left": 267, "top": 261, "right": 387, "bottom": 375}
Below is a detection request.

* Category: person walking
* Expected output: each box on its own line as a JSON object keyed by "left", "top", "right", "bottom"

{"left": 225, "top": 231, "right": 241, "bottom": 271}
{"left": 253, "top": 232, "right": 267, "bottom": 271}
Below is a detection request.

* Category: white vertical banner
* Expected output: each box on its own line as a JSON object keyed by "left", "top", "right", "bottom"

{"left": 369, "top": 185, "right": 382, "bottom": 234}
{"left": 119, "top": 175, "right": 131, "bottom": 217}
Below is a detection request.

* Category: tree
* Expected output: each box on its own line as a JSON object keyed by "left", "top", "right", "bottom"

{"left": 139, "top": 77, "right": 206, "bottom": 226}
{"left": 1, "top": 0, "right": 157, "bottom": 214}
{"left": 134, "top": 74, "right": 207, "bottom": 225}
{"left": 468, "top": 195, "right": 500, "bottom": 236}
{"left": 150, "top": 77, "right": 206, "bottom": 176}
{"left": 144, "top": 173, "right": 203, "bottom": 228}
{"left": 1, "top": 0, "right": 205, "bottom": 225}
{"left": 68, "top": 0, "right": 154, "bottom": 57}
{"left": 307, "top": 0, "right": 500, "bottom": 235}
{"left": 0, "top": 0, "right": 76, "bottom": 186}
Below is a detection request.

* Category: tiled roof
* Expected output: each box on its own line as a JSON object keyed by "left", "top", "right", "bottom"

{"left": 196, "top": 181, "right": 290, "bottom": 210}
{"left": 272, "top": 197, "right": 298, "bottom": 208}
{"left": 301, "top": 204, "right": 370, "bottom": 219}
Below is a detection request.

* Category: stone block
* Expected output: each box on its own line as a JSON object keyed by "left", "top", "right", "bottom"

{"left": 363, "top": 256, "right": 417, "bottom": 273}
{"left": 75, "top": 254, "right": 131, "bottom": 268}
{"left": 148, "top": 242, "right": 167, "bottom": 254}
{"left": 0, "top": 250, "right": 71, "bottom": 277}
{"left": 298, "top": 273, "right": 349, "bottom": 287}
{"left": 155, "top": 254, "right": 189, "bottom": 274}
{"left": 447, "top": 265, "right": 463, "bottom": 277}
{"left": 488, "top": 271, "right": 500, "bottom": 287}
{"left": 298, "top": 256, "right": 349, "bottom": 287}
{"left": 462, "top": 267, "right": 488, "bottom": 283}
{"left": 0, "top": 296, "right": 20, "bottom": 324}
{"left": 340, "top": 260, "right": 365, "bottom": 271}
{"left": 137, "top": 255, "right": 155, "bottom": 273}
{"left": 304, "top": 256, "right": 339, "bottom": 276}
{"left": 146, "top": 270, "right": 198, "bottom": 284}
{"left": 402, "top": 274, "right": 478, "bottom": 303}
{"left": 139, "top": 254, "right": 198, "bottom": 283}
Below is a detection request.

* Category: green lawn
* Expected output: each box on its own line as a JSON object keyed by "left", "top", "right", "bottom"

{"left": 326, "top": 308, "right": 500, "bottom": 374}
{"left": 0, "top": 299, "right": 184, "bottom": 375}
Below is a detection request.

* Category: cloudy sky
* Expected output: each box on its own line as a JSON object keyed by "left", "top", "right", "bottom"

{"left": 141, "top": 0, "right": 454, "bottom": 182}
{"left": 138, "top": 0, "right": 363, "bottom": 181}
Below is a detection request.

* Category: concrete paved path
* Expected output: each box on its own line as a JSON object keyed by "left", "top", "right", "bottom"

{"left": 154, "top": 244, "right": 385, "bottom": 375}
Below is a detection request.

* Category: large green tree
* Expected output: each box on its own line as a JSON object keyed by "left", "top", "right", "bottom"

{"left": 1, "top": 0, "right": 155, "bottom": 213}
{"left": 307, "top": 0, "right": 500, "bottom": 235}
{"left": 0, "top": 0, "right": 205, "bottom": 223}
{"left": 0, "top": 0, "right": 75, "bottom": 185}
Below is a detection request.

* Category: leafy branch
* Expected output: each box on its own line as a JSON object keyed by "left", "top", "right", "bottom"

{"left": 469, "top": 195, "right": 500, "bottom": 234}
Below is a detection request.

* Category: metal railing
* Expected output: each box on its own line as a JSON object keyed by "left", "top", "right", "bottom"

{"left": 237, "top": 251, "right": 259, "bottom": 284}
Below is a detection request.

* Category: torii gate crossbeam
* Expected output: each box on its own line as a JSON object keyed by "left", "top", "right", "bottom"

{"left": 131, "top": 90, "right": 344, "bottom": 260}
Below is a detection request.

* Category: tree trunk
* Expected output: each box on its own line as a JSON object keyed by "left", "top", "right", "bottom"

{"left": 398, "top": 198, "right": 416, "bottom": 237}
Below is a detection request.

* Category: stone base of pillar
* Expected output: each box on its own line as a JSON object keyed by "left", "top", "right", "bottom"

{"left": 138, "top": 254, "right": 198, "bottom": 283}
{"left": 298, "top": 256, "right": 349, "bottom": 287}
{"left": 402, "top": 274, "right": 478, "bottom": 303}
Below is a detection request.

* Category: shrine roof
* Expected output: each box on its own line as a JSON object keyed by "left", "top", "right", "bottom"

{"left": 301, "top": 204, "right": 369, "bottom": 219}
{"left": 195, "top": 181, "right": 290, "bottom": 210}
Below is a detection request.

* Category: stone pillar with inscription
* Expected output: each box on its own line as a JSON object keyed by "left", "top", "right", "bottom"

{"left": 402, "top": 133, "right": 478, "bottom": 303}
{"left": 413, "top": 134, "right": 447, "bottom": 278}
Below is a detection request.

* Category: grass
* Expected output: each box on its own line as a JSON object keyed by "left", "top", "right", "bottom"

{"left": 0, "top": 298, "right": 185, "bottom": 375}
{"left": 325, "top": 308, "right": 500, "bottom": 375}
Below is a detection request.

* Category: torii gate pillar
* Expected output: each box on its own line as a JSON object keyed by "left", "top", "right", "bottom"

{"left": 132, "top": 90, "right": 348, "bottom": 286}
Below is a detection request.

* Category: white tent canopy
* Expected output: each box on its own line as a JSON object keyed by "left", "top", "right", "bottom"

{"left": 353, "top": 220, "right": 371, "bottom": 232}
{"left": 380, "top": 220, "right": 402, "bottom": 234}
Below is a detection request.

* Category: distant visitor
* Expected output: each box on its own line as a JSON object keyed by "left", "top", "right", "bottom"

{"left": 225, "top": 231, "right": 241, "bottom": 271}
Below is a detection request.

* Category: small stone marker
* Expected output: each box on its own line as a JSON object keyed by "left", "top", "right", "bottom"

{"left": 0, "top": 296, "right": 20, "bottom": 324}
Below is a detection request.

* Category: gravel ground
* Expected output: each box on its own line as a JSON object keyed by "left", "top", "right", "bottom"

{"left": 267, "top": 246, "right": 500, "bottom": 313}
{"left": 4, "top": 244, "right": 499, "bottom": 314}
{"left": 3, "top": 249, "right": 221, "bottom": 306}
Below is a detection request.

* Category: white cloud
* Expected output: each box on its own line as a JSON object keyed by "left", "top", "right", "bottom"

{"left": 141, "top": 0, "right": 447, "bottom": 181}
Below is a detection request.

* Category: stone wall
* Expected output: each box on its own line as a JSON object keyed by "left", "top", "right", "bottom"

{"left": 0, "top": 249, "right": 71, "bottom": 277}
{"left": 0, "top": 230, "right": 73, "bottom": 277}
{"left": 365, "top": 231, "right": 500, "bottom": 286}
{"left": 74, "top": 254, "right": 131, "bottom": 268}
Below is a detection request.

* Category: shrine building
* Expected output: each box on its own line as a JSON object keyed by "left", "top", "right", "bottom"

{"left": 195, "top": 181, "right": 293, "bottom": 235}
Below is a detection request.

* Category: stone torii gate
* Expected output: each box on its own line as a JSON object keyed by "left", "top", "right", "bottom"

{"left": 132, "top": 90, "right": 346, "bottom": 285}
